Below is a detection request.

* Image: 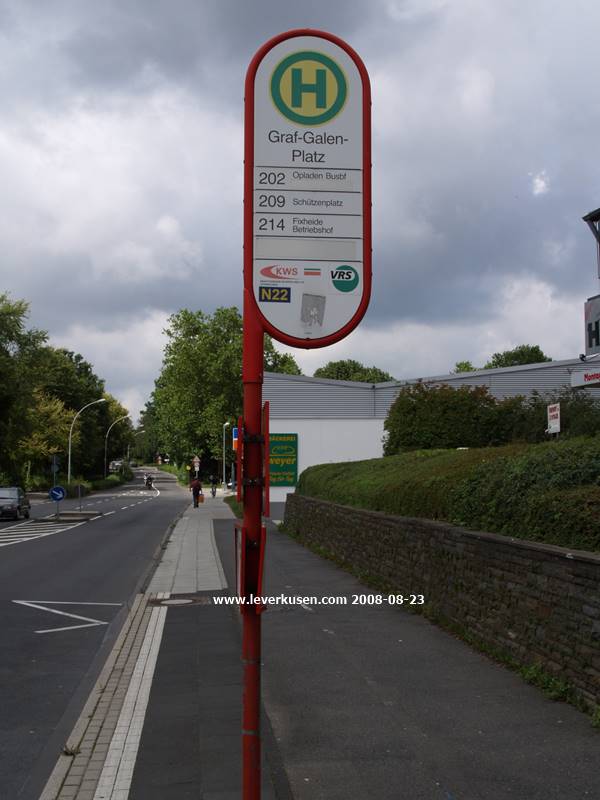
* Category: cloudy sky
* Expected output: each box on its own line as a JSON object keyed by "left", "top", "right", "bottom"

{"left": 2, "top": 0, "right": 600, "bottom": 420}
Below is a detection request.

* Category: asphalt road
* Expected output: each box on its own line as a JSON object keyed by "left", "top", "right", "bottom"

{"left": 0, "top": 468, "right": 189, "bottom": 800}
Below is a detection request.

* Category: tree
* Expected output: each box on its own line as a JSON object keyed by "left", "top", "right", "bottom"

{"left": 264, "top": 344, "right": 301, "bottom": 375}
{"left": 313, "top": 359, "right": 394, "bottom": 383}
{"left": 484, "top": 344, "right": 551, "bottom": 370}
{"left": 35, "top": 347, "right": 110, "bottom": 477}
{"left": 0, "top": 294, "right": 48, "bottom": 480}
{"left": 149, "top": 307, "right": 301, "bottom": 464}
{"left": 18, "top": 390, "right": 75, "bottom": 473}
{"left": 0, "top": 293, "right": 133, "bottom": 483}
{"left": 453, "top": 360, "right": 476, "bottom": 373}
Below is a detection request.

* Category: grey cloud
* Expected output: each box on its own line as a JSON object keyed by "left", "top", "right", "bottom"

{"left": 2, "top": 0, "right": 600, "bottom": 412}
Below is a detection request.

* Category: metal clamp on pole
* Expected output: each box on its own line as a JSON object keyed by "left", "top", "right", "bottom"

{"left": 243, "top": 433, "right": 264, "bottom": 445}
{"left": 243, "top": 476, "right": 264, "bottom": 487}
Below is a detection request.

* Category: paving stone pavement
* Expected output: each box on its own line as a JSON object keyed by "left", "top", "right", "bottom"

{"left": 39, "top": 500, "right": 234, "bottom": 800}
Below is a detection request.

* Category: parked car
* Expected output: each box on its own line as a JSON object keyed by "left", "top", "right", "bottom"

{"left": 0, "top": 487, "right": 31, "bottom": 520}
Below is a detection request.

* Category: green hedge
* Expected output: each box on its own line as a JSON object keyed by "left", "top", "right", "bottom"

{"left": 384, "top": 383, "right": 600, "bottom": 454}
{"left": 296, "top": 436, "right": 600, "bottom": 551}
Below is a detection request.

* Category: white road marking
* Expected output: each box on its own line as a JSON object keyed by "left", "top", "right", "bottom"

{"left": 93, "top": 593, "right": 169, "bottom": 799}
{"left": 13, "top": 600, "right": 122, "bottom": 634}
{"left": 1, "top": 486, "right": 161, "bottom": 546}
{"left": 0, "top": 520, "right": 85, "bottom": 547}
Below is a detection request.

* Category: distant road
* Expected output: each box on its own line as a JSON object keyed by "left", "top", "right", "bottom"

{"left": 0, "top": 468, "right": 189, "bottom": 800}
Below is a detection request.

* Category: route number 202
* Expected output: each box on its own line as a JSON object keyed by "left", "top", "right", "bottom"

{"left": 258, "top": 171, "right": 285, "bottom": 185}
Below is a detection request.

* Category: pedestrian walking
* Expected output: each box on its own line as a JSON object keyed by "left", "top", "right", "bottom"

{"left": 190, "top": 477, "right": 203, "bottom": 507}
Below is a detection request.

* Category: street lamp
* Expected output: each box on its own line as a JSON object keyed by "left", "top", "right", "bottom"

{"left": 104, "top": 415, "right": 130, "bottom": 477}
{"left": 581, "top": 208, "right": 600, "bottom": 361}
{"left": 67, "top": 398, "right": 107, "bottom": 484}
{"left": 582, "top": 207, "right": 600, "bottom": 281}
{"left": 222, "top": 421, "right": 230, "bottom": 488}
{"left": 127, "top": 430, "right": 145, "bottom": 462}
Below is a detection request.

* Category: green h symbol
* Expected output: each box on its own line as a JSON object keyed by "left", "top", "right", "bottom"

{"left": 291, "top": 67, "right": 327, "bottom": 109}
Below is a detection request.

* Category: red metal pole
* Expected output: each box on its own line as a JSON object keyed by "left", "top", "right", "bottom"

{"left": 242, "top": 286, "right": 264, "bottom": 800}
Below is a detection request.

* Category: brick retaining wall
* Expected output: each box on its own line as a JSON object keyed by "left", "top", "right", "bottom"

{"left": 283, "top": 493, "right": 600, "bottom": 709}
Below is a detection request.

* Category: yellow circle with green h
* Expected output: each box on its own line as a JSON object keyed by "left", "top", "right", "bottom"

{"left": 270, "top": 51, "right": 347, "bottom": 126}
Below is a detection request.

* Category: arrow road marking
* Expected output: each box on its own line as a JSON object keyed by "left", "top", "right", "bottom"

{"left": 13, "top": 600, "right": 122, "bottom": 634}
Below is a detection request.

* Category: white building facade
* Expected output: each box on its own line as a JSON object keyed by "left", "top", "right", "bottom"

{"left": 264, "top": 358, "right": 600, "bottom": 502}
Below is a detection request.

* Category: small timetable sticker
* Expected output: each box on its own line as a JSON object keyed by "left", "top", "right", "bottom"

{"left": 259, "top": 286, "right": 291, "bottom": 302}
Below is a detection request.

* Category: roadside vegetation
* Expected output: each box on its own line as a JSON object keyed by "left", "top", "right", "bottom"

{"left": 158, "top": 463, "right": 191, "bottom": 486}
{"left": 297, "top": 436, "right": 600, "bottom": 552}
{"left": 384, "top": 382, "right": 600, "bottom": 453}
{"left": 139, "top": 307, "right": 301, "bottom": 474}
{"left": 141, "top": 308, "right": 395, "bottom": 476}
{"left": 0, "top": 293, "right": 136, "bottom": 489}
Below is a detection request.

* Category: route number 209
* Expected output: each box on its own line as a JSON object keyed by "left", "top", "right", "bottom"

{"left": 258, "top": 194, "right": 285, "bottom": 208}
{"left": 258, "top": 171, "right": 285, "bottom": 185}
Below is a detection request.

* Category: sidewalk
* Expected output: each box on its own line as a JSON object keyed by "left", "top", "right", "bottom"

{"left": 39, "top": 496, "right": 599, "bottom": 800}
{"left": 39, "top": 497, "right": 280, "bottom": 800}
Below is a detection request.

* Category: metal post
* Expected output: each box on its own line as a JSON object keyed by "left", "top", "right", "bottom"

{"left": 241, "top": 287, "right": 264, "bottom": 800}
{"left": 223, "top": 422, "right": 230, "bottom": 488}
{"left": 68, "top": 398, "right": 106, "bottom": 484}
{"left": 104, "top": 415, "right": 129, "bottom": 478}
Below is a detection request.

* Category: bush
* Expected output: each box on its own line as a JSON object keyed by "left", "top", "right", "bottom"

{"left": 159, "top": 463, "right": 190, "bottom": 485}
{"left": 66, "top": 480, "right": 91, "bottom": 498}
{"left": 90, "top": 473, "right": 131, "bottom": 491}
{"left": 383, "top": 383, "right": 497, "bottom": 453}
{"left": 384, "top": 383, "right": 600, "bottom": 454}
{"left": 297, "top": 436, "right": 600, "bottom": 551}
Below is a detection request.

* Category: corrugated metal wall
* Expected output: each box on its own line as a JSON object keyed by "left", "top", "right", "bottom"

{"left": 418, "top": 360, "right": 600, "bottom": 401}
{"left": 264, "top": 359, "right": 600, "bottom": 420}
{"left": 264, "top": 373, "right": 378, "bottom": 419}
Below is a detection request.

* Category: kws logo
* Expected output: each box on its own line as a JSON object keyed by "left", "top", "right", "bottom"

{"left": 331, "top": 265, "right": 359, "bottom": 292}
{"left": 260, "top": 265, "right": 299, "bottom": 279}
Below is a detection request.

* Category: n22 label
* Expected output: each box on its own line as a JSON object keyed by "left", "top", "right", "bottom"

{"left": 259, "top": 286, "right": 291, "bottom": 303}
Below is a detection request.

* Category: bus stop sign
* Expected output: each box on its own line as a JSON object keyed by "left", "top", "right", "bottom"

{"left": 245, "top": 29, "right": 371, "bottom": 348}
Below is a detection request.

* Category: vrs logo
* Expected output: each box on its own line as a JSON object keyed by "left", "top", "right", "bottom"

{"left": 270, "top": 51, "right": 347, "bottom": 126}
{"left": 331, "top": 265, "right": 359, "bottom": 292}
{"left": 260, "top": 265, "right": 298, "bottom": 279}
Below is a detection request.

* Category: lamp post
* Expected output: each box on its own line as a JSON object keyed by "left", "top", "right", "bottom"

{"left": 127, "top": 430, "right": 145, "bottom": 462}
{"left": 222, "top": 421, "right": 230, "bottom": 488}
{"left": 581, "top": 208, "right": 600, "bottom": 362}
{"left": 582, "top": 207, "right": 600, "bottom": 283}
{"left": 67, "top": 398, "right": 107, "bottom": 484}
{"left": 104, "top": 415, "right": 130, "bottom": 477}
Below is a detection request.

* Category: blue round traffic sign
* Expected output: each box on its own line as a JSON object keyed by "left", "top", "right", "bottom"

{"left": 49, "top": 485, "right": 66, "bottom": 501}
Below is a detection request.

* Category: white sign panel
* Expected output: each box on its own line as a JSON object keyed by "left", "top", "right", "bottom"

{"left": 251, "top": 35, "right": 368, "bottom": 342}
{"left": 571, "top": 369, "right": 600, "bottom": 388}
{"left": 546, "top": 403, "right": 560, "bottom": 434}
